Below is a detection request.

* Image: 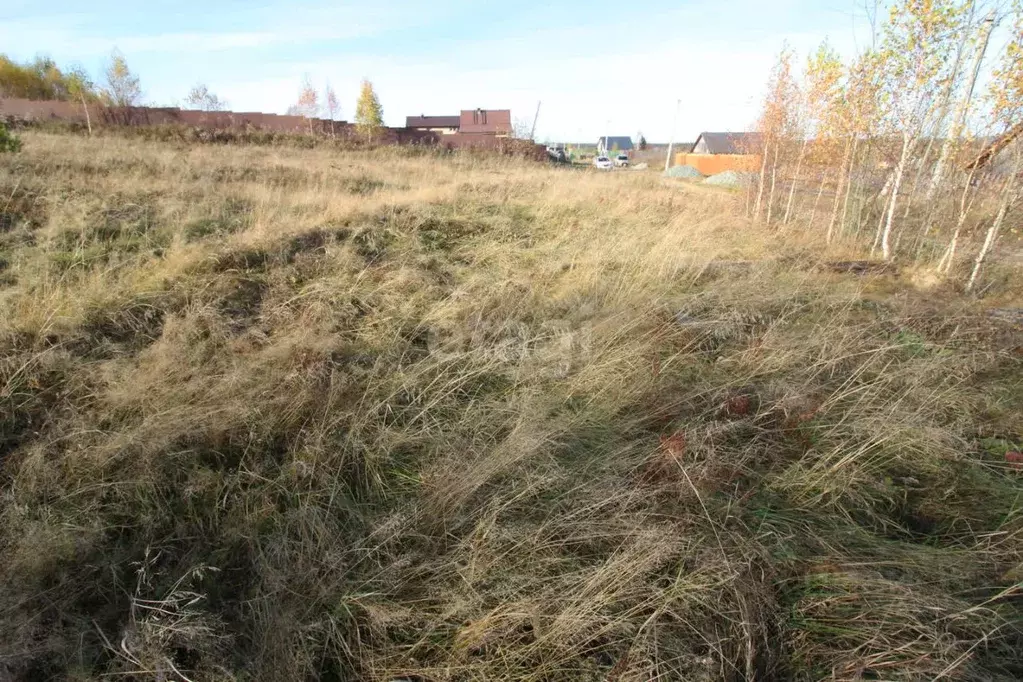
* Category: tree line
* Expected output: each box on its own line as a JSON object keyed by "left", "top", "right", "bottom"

{"left": 0, "top": 51, "right": 139, "bottom": 106}
{"left": 0, "top": 51, "right": 386, "bottom": 137}
{"left": 748, "top": 0, "right": 1022, "bottom": 292}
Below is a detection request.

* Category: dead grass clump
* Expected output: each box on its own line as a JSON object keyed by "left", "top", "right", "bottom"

{"left": 785, "top": 569, "right": 1020, "bottom": 680}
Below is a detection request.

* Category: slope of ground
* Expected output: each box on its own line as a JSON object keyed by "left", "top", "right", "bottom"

{"left": 1, "top": 132, "right": 1021, "bottom": 681}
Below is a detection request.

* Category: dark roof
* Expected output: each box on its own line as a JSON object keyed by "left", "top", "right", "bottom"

{"left": 459, "top": 109, "right": 512, "bottom": 134}
{"left": 693, "top": 132, "right": 762, "bottom": 154}
{"left": 406, "top": 114, "right": 460, "bottom": 128}
{"left": 598, "top": 136, "right": 634, "bottom": 150}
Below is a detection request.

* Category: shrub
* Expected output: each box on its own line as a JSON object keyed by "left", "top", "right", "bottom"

{"left": 0, "top": 122, "right": 21, "bottom": 153}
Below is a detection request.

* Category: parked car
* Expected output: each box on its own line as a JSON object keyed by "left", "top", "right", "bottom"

{"left": 594, "top": 156, "right": 613, "bottom": 170}
{"left": 614, "top": 154, "right": 630, "bottom": 167}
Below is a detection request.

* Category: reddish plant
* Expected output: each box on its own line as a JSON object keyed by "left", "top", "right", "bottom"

{"left": 725, "top": 394, "right": 752, "bottom": 417}
{"left": 637, "top": 431, "right": 687, "bottom": 485}
{"left": 660, "top": 431, "right": 687, "bottom": 458}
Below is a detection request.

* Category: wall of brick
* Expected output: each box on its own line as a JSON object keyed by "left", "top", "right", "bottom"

{"left": 0, "top": 98, "right": 545, "bottom": 158}
{"left": 0, "top": 98, "right": 350, "bottom": 134}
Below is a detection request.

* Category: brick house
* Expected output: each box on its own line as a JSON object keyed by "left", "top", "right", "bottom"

{"left": 459, "top": 109, "right": 512, "bottom": 136}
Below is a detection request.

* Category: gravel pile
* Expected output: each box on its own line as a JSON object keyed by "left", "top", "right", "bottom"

{"left": 663, "top": 165, "right": 704, "bottom": 179}
{"left": 703, "top": 170, "right": 749, "bottom": 187}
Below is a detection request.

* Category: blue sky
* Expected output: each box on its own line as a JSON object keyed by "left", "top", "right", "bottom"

{"left": 1, "top": 0, "right": 878, "bottom": 141}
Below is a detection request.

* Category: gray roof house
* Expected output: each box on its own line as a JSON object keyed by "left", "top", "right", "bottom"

{"left": 598, "top": 136, "right": 634, "bottom": 155}
{"left": 691, "top": 132, "right": 763, "bottom": 154}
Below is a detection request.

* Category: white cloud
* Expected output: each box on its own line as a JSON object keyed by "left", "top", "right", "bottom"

{"left": 0, "top": 2, "right": 459, "bottom": 58}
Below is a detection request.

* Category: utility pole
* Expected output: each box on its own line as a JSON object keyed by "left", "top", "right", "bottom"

{"left": 529, "top": 101, "right": 541, "bottom": 140}
{"left": 665, "top": 98, "right": 681, "bottom": 172}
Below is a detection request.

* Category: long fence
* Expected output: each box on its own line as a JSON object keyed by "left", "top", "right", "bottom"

{"left": 0, "top": 98, "right": 545, "bottom": 158}
{"left": 1, "top": 97, "right": 341, "bottom": 133}
{"left": 673, "top": 153, "right": 761, "bottom": 175}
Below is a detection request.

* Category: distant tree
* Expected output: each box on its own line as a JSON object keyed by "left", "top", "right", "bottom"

{"left": 324, "top": 82, "right": 340, "bottom": 137}
{"left": 38, "top": 57, "right": 69, "bottom": 99}
{"left": 638, "top": 134, "right": 647, "bottom": 150}
{"left": 355, "top": 79, "right": 384, "bottom": 141}
{"left": 66, "top": 65, "right": 96, "bottom": 135}
{"left": 0, "top": 54, "right": 98, "bottom": 102}
{"left": 0, "top": 55, "right": 37, "bottom": 99}
{"left": 102, "top": 50, "right": 142, "bottom": 106}
{"left": 185, "top": 83, "right": 227, "bottom": 111}
{"left": 295, "top": 75, "right": 320, "bottom": 133}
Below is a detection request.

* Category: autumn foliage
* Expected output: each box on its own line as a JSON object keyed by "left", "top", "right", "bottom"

{"left": 749, "top": 0, "right": 1023, "bottom": 291}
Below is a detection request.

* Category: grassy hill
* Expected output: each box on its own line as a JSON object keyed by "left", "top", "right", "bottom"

{"left": 1, "top": 131, "right": 1021, "bottom": 681}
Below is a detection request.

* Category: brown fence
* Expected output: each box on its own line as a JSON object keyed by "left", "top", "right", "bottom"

{"left": 674, "top": 153, "right": 761, "bottom": 175}
{"left": 0, "top": 98, "right": 545, "bottom": 158}
{"left": 0, "top": 97, "right": 348, "bottom": 134}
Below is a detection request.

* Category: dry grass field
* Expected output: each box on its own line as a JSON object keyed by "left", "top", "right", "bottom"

{"left": 1, "top": 131, "right": 1022, "bottom": 681}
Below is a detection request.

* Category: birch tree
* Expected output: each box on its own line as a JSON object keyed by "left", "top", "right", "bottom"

{"left": 966, "top": 1, "right": 1023, "bottom": 291}
{"left": 355, "top": 79, "right": 384, "bottom": 142}
{"left": 926, "top": 6, "right": 995, "bottom": 199}
{"left": 185, "top": 83, "right": 227, "bottom": 111}
{"left": 325, "top": 83, "right": 340, "bottom": 137}
{"left": 102, "top": 50, "right": 142, "bottom": 106}
{"left": 786, "top": 40, "right": 843, "bottom": 227}
{"left": 66, "top": 66, "right": 95, "bottom": 135}
{"left": 827, "top": 50, "right": 882, "bottom": 242}
{"left": 874, "top": 0, "right": 963, "bottom": 260}
{"left": 295, "top": 75, "right": 320, "bottom": 133}
{"left": 755, "top": 47, "right": 798, "bottom": 225}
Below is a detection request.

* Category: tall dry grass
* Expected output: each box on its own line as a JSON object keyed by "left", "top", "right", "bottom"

{"left": 0, "top": 131, "right": 1021, "bottom": 680}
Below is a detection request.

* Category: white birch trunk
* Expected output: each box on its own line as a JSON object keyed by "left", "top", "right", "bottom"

{"left": 783, "top": 138, "right": 808, "bottom": 226}
{"left": 881, "top": 133, "right": 913, "bottom": 261}
{"left": 808, "top": 169, "right": 827, "bottom": 231}
{"left": 839, "top": 137, "right": 859, "bottom": 238}
{"left": 766, "top": 142, "right": 780, "bottom": 225}
{"left": 753, "top": 140, "right": 770, "bottom": 222}
{"left": 79, "top": 92, "right": 92, "bottom": 136}
{"left": 827, "top": 137, "right": 853, "bottom": 242}
{"left": 937, "top": 177, "right": 975, "bottom": 273}
{"left": 966, "top": 156, "right": 1021, "bottom": 291}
